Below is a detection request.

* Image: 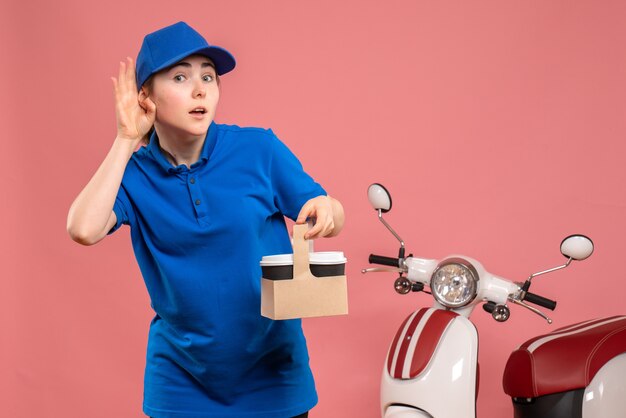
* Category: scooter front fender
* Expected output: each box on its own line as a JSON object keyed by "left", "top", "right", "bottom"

{"left": 381, "top": 308, "right": 478, "bottom": 418}
{"left": 384, "top": 405, "right": 432, "bottom": 418}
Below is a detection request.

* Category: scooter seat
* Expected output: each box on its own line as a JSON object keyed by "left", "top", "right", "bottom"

{"left": 502, "top": 316, "right": 626, "bottom": 398}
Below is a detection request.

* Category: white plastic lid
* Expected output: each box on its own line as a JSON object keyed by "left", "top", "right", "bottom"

{"left": 260, "top": 251, "right": 347, "bottom": 266}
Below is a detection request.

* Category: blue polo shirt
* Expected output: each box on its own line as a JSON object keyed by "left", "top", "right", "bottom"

{"left": 109, "top": 122, "right": 326, "bottom": 418}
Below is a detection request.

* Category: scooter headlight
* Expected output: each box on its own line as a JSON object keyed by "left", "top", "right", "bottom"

{"left": 430, "top": 258, "right": 479, "bottom": 308}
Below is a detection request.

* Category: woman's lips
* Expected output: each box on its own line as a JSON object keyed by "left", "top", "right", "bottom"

{"left": 190, "top": 111, "right": 206, "bottom": 119}
{"left": 189, "top": 108, "right": 207, "bottom": 119}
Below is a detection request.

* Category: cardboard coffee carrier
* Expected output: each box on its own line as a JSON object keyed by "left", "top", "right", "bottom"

{"left": 260, "top": 223, "right": 348, "bottom": 320}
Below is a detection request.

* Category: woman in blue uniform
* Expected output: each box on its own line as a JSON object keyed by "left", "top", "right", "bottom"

{"left": 67, "top": 21, "right": 345, "bottom": 418}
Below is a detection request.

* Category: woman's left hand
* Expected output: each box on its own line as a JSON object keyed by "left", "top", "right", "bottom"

{"left": 295, "top": 196, "right": 337, "bottom": 240}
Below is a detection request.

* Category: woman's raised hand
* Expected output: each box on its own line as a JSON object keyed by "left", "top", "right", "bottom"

{"left": 111, "top": 57, "right": 156, "bottom": 143}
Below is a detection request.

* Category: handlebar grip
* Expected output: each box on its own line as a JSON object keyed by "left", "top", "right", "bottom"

{"left": 369, "top": 254, "right": 401, "bottom": 267}
{"left": 524, "top": 292, "right": 557, "bottom": 311}
{"left": 483, "top": 301, "right": 496, "bottom": 314}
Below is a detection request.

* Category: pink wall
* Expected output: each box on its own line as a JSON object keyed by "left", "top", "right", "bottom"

{"left": 3, "top": 1, "right": 626, "bottom": 417}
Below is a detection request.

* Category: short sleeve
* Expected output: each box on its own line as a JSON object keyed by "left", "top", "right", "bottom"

{"left": 108, "top": 185, "right": 134, "bottom": 235}
{"left": 269, "top": 130, "right": 326, "bottom": 221}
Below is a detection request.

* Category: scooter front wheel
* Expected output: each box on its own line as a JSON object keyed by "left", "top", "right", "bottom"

{"left": 384, "top": 405, "right": 432, "bottom": 418}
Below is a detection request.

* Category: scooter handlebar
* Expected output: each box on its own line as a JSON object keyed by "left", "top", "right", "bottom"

{"left": 369, "top": 254, "right": 401, "bottom": 268}
{"left": 523, "top": 292, "right": 557, "bottom": 311}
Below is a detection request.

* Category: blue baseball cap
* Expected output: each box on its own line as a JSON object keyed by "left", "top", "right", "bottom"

{"left": 136, "top": 21, "right": 236, "bottom": 90}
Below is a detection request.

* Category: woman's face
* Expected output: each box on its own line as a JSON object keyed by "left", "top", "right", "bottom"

{"left": 145, "top": 54, "right": 220, "bottom": 139}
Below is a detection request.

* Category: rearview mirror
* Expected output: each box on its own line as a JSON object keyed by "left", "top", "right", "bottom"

{"left": 368, "top": 183, "right": 392, "bottom": 213}
{"left": 560, "top": 235, "right": 594, "bottom": 261}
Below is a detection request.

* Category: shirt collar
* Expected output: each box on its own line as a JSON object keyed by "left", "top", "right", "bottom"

{"left": 147, "top": 121, "right": 218, "bottom": 174}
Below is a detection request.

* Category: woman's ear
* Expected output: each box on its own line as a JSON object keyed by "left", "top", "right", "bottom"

{"left": 138, "top": 87, "right": 148, "bottom": 102}
{"left": 138, "top": 87, "right": 151, "bottom": 111}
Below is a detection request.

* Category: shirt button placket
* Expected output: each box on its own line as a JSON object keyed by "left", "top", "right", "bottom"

{"left": 188, "top": 174, "right": 207, "bottom": 219}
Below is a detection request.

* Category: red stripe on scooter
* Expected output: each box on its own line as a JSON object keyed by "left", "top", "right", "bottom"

{"left": 393, "top": 309, "right": 428, "bottom": 378}
{"left": 408, "top": 309, "right": 459, "bottom": 378}
{"left": 387, "top": 312, "right": 415, "bottom": 374}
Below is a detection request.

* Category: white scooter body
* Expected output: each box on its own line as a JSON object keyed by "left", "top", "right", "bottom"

{"left": 381, "top": 308, "right": 478, "bottom": 418}
{"left": 382, "top": 316, "right": 626, "bottom": 418}
{"left": 379, "top": 254, "right": 515, "bottom": 417}
{"left": 582, "top": 353, "right": 626, "bottom": 418}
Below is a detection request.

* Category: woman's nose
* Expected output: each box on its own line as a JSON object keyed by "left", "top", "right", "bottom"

{"left": 193, "top": 80, "right": 206, "bottom": 98}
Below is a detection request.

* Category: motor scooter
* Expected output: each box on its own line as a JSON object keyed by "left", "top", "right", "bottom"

{"left": 361, "top": 183, "right": 626, "bottom": 418}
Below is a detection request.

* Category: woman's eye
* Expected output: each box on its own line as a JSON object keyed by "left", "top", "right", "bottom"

{"left": 174, "top": 74, "right": 186, "bottom": 82}
{"left": 203, "top": 74, "right": 214, "bottom": 82}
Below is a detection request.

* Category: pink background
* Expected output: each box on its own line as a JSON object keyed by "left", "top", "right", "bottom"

{"left": 2, "top": 1, "right": 626, "bottom": 417}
